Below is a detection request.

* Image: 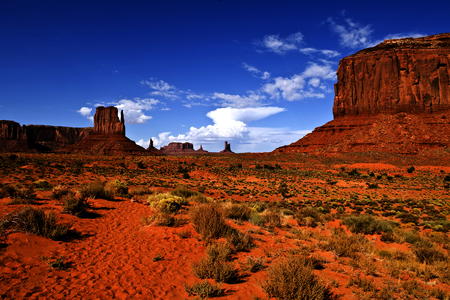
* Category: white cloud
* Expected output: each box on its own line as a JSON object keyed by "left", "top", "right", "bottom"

{"left": 213, "top": 92, "right": 265, "bottom": 108}
{"left": 242, "top": 63, "right": 271, "bottom": 79}
{"left": 78, "top": 98, "right": 159, "bottom": 125}
{"left": 77, "top": 107, "right": 94, "bottom": 122}
{"left": 114, "top": 98, "right": 159, "bottom": 124}
{"left": 299, "top": 47, "right": 340, "bottom": 58}
{"left": 262, "top": 62, "right": 336, "bottom": 101}
{"left": 259, "top": 32, "right": 304, "bottom": 54}
{"left": 148, "top": 107, "right": 286, "bottom": 151}
{"left": 327, "top": 17, "right": 373, "bottom": 49}
{"left": 141, "top": 78, "right": 180, "bottom": 100}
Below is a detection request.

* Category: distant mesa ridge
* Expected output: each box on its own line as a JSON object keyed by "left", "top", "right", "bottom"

{"left": 274, "top": 33, "right": 450, "bottom": 155}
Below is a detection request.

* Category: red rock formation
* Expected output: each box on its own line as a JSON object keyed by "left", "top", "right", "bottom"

{"left": 0, "top": 120, "right": 91, "bottom": 153}
{"left": 274, "top": 33, "right": 450, "bottom": 155}
{"left": 334, "top": 33, "right": 450, "bottom": 117}
{"left": 93, "top": 106, "right": 125, "bottom": 135}
{"left": 62, "top": 106, "right": 162, "bottom": 156}
{"left": 220, "top": 141, "right": 234, "bottom": 153}
{"left": 196, "top": 145, "right": 209, "bottom": 154}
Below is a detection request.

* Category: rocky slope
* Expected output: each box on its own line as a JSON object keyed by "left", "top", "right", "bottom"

{"left": 274, "top": 33, "right": 450, "bottom": 155}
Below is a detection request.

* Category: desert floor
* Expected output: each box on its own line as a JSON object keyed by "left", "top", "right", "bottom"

{"left": 1, "top": 150, "right": 450, "bottom": 299}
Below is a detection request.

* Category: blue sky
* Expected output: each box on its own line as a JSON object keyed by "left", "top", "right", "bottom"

{"left": 1, "top": 1, "right": 448, "bottom": 152}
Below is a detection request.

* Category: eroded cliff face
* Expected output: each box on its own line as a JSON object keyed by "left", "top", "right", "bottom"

{"left": 93, "top": 106, "right": 125, "bottom": 135}
{"left": 334, "top": 33, "right": 450, "bottom": 117}
{"left": 274, "top": 33, "right": 450, "bottom": 155}
{"left": 0, "top": 120, "right": 91, "bottom": 153}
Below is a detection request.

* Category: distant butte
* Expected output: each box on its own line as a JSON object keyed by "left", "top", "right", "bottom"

{"left": 60, "top": 106, "right": 162, "bottom": 156}
{"left": 274, "top": 33, "right": 450, "bottom": 155}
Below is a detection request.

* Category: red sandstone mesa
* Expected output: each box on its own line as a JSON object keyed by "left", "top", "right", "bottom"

{"left": 274, "top": 33, "right": 450, "bottom": 155}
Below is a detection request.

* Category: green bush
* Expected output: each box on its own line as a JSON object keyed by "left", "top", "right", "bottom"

{"left": 261, "top": 254, "right": 338, "bottom": 300}
{"left": 189, "top": 203, "right": 227, "bottom": 241}
{"left": 148, "top": 193, "right": 188, "bottom": 214}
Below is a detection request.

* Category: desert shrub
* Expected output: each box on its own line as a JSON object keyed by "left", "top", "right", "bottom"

{"left": 63, "top": 193, "right": 89, "bottom": 217}
{"left": 261, "top": 254, "right": 338, "bottom": 300}
{"left": 51, "top": 185, "right": 71, "bottom": 200}
{"left": 78, "top": 180, "right": 114, "bottom": 200}
{"left": 42, "top": 256, "right": 68, "bottom": 271}
{"left": 225, "top": 228, "right": 254, "bottom": 252}
{"left": 239, "top": 256, "right": 265, "bottom": 273}
{"left": 190, "top": 194, "right": 213, "bottom": 204}
{"left": 412, "top": 241, "right": 447, "bottom": 264}
{"left": 251, "top": 201, "right": 267, "bottom": 213}
{"left": 294, "top": 207, "right": 322, "bottom": 228}
{"left": 105, "top": 179, "right": 128, "bottom": 198}
{"left": 191, "top": 256, "right": 238, "bottom": 283}
{"left": 206, "top": 241, "right": 233, "bottom": 262}
{"left": 421, "top": 219, "right": 450, "bottom": 232}
{"left": 148, "top": 193, "right": 188, "bottom": 214}
{"left": 377, "top": 249, "right": 393, "bottom": 259}
{"left": 407, "top": 166, "right": 415, "bottom": 173}
{"left": 11, "top": 206, "right": 70, "bottom": 240}
{"left": 249, "top": 212, "right": 265, "bottom": 226}
{"left": 171, "top": 186, "right": 199, "bottom": 199}
{"left": 323, "top": 228, "right": 373, "bottom": 258}
{"left": 5, "top": 184, "right": 36, "bottom": 204}
{"left": 342, "top": 214, "right": 398, "bottom": 235}
{"left": 223, "top": 203, "right": 251, "bottom": 221}
{"left": 263, "top": 210, "right": 282, "bottom": 228}
{"left": 397, "top": 212, "right": 419, "bottom": 225}
{"left": 189, "top": 203, "right": 227, "bottom": 241}
{"left": 184, "top": 280, "right": 224, "bottom": 299}
{"left": 33, "top": 180, "right": 52, "bottom": 191}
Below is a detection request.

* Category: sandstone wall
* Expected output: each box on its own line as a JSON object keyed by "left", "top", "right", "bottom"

{"left": 333, "top": 33, "right": 450, "bottom": 117}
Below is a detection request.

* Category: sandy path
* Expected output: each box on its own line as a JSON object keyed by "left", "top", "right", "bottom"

{"left": 1, "top": 199, "right": 206, "bottom": 299}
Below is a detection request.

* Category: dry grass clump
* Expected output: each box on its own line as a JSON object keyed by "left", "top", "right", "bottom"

{"left": 261, "top": 254, "right": 338, "bottom": 300}
{"left": 129, "top": 186, "right": 153, "bottom": 197}
{"left": 62, "top": 193, "right": 89, "bottom": 217}
{"left": 342, "top": 214, "right": 398, "bottom": 235}
{"left": 2, "top": 184, "right": 36, "bottom": 205}
{"left": 321, "top": 227, "right": 373, "bottom": 259}
{"left": 223, "top": 203, "right": 251, "bottom": 221}
{"left": 51, "top": 185, "right": 71, "bottom": 200}
{"left": 78, "top": 180, "right": 114, "bottom": 200}
{"left": 189, "top": 203, "right": 227, "bottom": 241}
{"left": 184, "top": 280, "right": 224, "bottom": 298}
{"left": 191, "top": 256, "right": 238, "bottom": 283}
{"left": 239, "top": 256, "right": 265, "bottom": 273}
{"left": 263, "top": 209, "right": 282, "bottom": 228}
{"left": 206, "top": 241, "right": 233, "bottom": 262}
{"left": 142, "top": 211, "right": 187, "bottom": 227}
{"left": 225, "top": 228, "right": 254, "bottom": 252}
{"left": 104, "top": 179, "right": 129, "bottom": 198}
{"left": 294, "top": 207, "right": 322, "bottom": 228}
{"left": 7, "top": 206, "right": 71, "bottom": 240}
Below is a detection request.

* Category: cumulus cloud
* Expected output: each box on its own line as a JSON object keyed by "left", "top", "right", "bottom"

{"left": 259, "top": 32, "right": 304, "bottom": 54}
{"left": 77, "top": 107, "right": 94, "bottom": 122}
{"left": 263, "top": 62, "right": 336, "bottom": 101}
{"left": 327, "top": 17, "right": 373, "bottom": 49}
{"left": 145, "top": 107, "right": 286, "bottom": 151}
